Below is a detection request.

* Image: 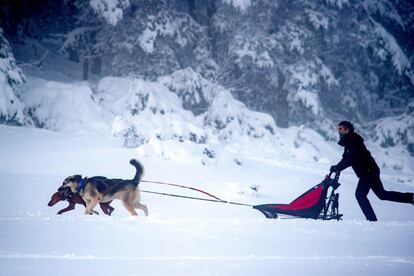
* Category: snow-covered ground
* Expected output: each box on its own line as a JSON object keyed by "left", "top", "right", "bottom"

{"left": 1, "top": 124, "right": 413, "bottom": 275}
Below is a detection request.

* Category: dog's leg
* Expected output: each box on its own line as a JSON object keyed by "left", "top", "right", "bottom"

{"left": 122, "top": 201, "right": 138, "bottom": 216}
{"left": 98, "top": 201, "right": 114, "bottom": 216}
{"left": 57, "top": 202, "right": 76, "bottom": 215}
{"left": 135, "top": 203, "right": 148, "bottom": 216}
{"left": 107, "top": 204, "right": 114, "bottom": 215}
{"left": 99, "top": 203, "right": 110, "bottom": 215}
{"left": 85, "top": 198, "right": 99, "bottom": 215}
{"left": 104, "top": 204, "right": 115, "bottom": 216}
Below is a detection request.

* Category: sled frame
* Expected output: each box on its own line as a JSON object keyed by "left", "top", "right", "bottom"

{"left": 253, "top": 173, "right": 343, "bottom": 220}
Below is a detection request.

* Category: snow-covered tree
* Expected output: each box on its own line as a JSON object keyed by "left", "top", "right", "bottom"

{"left": 372, "top": 101, "right": 414, "bottom": 156}
{"left": 89, "top": 0, "right": 131, "bottom": 26}
{"left": 0, "top": 28, "right": 27, "bottom": 125}
{"left": 210, "top": 0, "right": 413, "bottom": 135}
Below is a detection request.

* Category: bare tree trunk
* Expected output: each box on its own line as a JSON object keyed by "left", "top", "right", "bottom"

{"left": 82, "top": 58, "right": 89, "bottom": 80}
{"left": 91, "top": 56, "right": 101, "bottom": 75}
{"left": 68, "top": 48, "right": 79, "bottom": 63}
{"left": 188, "top": 0, "right": 195, "bottom": 17}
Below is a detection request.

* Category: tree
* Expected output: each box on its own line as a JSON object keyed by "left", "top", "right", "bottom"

{"left": 0, "top": 28, "right": 28, "bottom": 125}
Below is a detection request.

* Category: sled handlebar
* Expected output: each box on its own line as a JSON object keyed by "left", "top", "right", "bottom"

{"left": 328, "top": 171, "right": 340, "bottom": 179}
{"left": 327, "top": 171, "right": 341, "bottom": 190}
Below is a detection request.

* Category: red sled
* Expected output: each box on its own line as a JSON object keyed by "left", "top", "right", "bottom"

{"left": 253, "top": 172, "right": 343, "bottom": 220}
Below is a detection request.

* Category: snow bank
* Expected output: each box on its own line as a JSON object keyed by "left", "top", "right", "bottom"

{"left": 96, "top": 76, "right": 207, "bottom": 147}
{"left": 370, "top": 107, "right": 414, "bottom": 173}
{"left": 205, "top": 87, "right": 278, "bottom": 144}
{"left": 95, "top": 71, "right": 292, "bottom": 166}
{"left": 160, "top": 68, "right": 279, "bottom": 143}
{"left": 5, "top": 67, "right": 412, "bottom": 173}
{"left": 19, "top": 77, "right": 110, "bottom": 134}
{"left": 158, "top": 68, "right": 210, "bottom": 115}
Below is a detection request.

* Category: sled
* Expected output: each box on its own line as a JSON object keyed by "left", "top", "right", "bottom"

{"left": 253, "top": 172, "right": 343, "bottom": 220}
{"left": 142, "top": 172, "right": 343, "bottom": 221}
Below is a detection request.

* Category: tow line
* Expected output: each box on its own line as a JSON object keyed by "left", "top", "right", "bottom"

{"left": 140, "top": 180, "right": 253, "bottom": 207}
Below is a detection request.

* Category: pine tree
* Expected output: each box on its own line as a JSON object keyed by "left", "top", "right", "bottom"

{"left": 0, "top": 28, "right": 27, "bottom": 125}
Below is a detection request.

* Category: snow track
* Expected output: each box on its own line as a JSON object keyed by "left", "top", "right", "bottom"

{"left": 0, "top": 125, "right": 413, "bottom": 275}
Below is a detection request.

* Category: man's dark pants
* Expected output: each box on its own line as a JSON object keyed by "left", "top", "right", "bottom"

{"left": 355, "top": 174, "right": 413, "bottom": 221}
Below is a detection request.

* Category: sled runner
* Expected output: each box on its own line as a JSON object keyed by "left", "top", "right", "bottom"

{"left": 253, "top": 172, "right": 343, "bottom": 220}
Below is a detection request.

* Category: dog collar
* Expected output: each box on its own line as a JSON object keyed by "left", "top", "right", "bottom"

{"left": 77, "top": 177, "right": 88, "bottom": 193}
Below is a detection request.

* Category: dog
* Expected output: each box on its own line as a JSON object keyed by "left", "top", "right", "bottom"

{"left": 60, "top": 159, "right": 148, "bottom": 216}
{"left": 48, "top": 186, "right": 114, "bottom": 215}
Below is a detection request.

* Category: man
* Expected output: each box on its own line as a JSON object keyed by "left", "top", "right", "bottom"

{"left": 330, "top": 121, "right": 414, "bottom": 221}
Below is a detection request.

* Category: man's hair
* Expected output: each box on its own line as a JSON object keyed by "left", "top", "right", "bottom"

{"left": 338, "top": 121, "right": 354, "bottom": 132}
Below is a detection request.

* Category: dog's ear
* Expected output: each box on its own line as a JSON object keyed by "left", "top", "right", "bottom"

{"left": 62, "top": 175, "right": 81, "bottom": 193}
{"left": 63, "top": 175, "right": 74, "bottom": 185}
{"left": 63, "top": 175, "right": 81, "bottom": 185}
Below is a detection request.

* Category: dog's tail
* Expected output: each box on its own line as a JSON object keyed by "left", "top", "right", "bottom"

{"left": 130, "top": 159, "right": 144, "bottom": 184}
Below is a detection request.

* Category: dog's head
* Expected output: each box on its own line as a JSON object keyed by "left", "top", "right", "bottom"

{"left": 60, "top": 175, "right": 81, "bottom": 193}
{"left": 48, "top": 191, "right": 64, "bottom": 206}
{"left": 48, "top": 187, "right": 73, "bottom": 206}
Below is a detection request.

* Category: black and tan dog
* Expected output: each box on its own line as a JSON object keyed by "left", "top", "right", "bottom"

{"left": 60, "top": 159, "right": 148, "bottom": 216}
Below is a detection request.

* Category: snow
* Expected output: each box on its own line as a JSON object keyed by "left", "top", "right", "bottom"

{"left": 324, "top": 0, "right": 349, "bottom": 9}
{"left": 373, "top": 21, "right": 413, "bottom": 83}
{"left": 137, "top": 12, "right": 195, "bottom": 54}
{"left": 305, "top": 9, "right": 329, "bottom": 31}
{"left": 1, "top": 124, "right": 414, "bottom": 275}
{"left": 19, "top": 77, "right": 110, "bottom": 134}
{"left": 370, "top": 113, "right": 414, "bottom": 173}
{"left": 279, "top": 23, "right": 309, "bottom": 55}
{"left": 318, "top": 60, "right": 339, "bottom": 87}
{"left": 256, "top": 51, "right": 274, "bottom": 69}
{"left": 231, "top": 34, "right": 260, "bottom": 67}
{"left": 89, "top": 0, "right": 130, "bottom": 26}
{"left": 96, "top": 76, "right": 206, "bottom": 147}
{"left": 0, "top": 28, "right": 27, "bottom": 124}
{"left": 363, "top": 0, "right": 405, "bottom": 29}
{"left": 289, "top": 87, "right": 320, "bottom": 116}
{"left": 6, "top": 70, "right": 412, "bottom": 173}
{"left": 1, "top": 25, "right": 414, "bottom": 268}
{"left": 222, "top": 0, "right": 252, "bottom": 12}
{"left": 288, "top": 59, "right": 338, "bottom": 88}
{"left": 159, "top": 68, "right": 209, "bottom": 109}
{"left": 0, "top": 73, "right": 26, "bottom": 124}
{"left": 138, "top": 28, "right": 157, "bottom": 54}
{"left": 56, "top": 27, "right": 100, "bottom": 55}
{"left": 94, "top": 71, "right": 283, "bottom": 162}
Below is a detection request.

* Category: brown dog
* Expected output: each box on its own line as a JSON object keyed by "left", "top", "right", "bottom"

{"left": 48, "top": 187, "right": 114, "bottom": 215}
{"left": 60, "top": 159, "right": 148, "bottom": 216}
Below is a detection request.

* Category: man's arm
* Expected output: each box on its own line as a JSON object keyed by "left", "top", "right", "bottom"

{"left": 331, "top": 151, "right": 351, "bottom": 172}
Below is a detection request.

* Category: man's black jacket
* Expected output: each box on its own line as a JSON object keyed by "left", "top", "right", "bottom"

{"left": 335, "top": 132, "right": 379, "bottom": 178}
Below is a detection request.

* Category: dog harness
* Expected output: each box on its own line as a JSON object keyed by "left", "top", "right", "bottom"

{"left": 77, "top": 177, "right": 88, "bottom": 193}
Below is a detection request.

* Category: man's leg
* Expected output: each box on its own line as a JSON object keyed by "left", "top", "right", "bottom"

{"left": 369, "top": 174, "right": 414, "bottom": 203}
{"left": 355, "top": 178, "right": 378, "bottom": 221}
